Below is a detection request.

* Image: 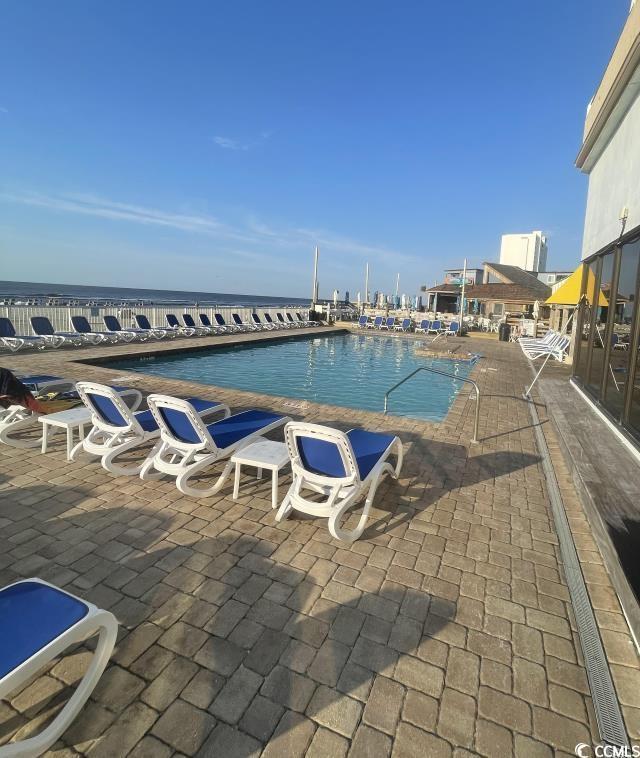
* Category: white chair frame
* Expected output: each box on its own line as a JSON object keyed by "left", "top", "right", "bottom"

{"left": 276, "top": 422, "right": 404, "bottom": 542}
{"left": 70, "top": 382, "right": 152, "bottom": 475}
{"left": 0, "top": 578, "right": 117, "bottom": 757}
{"left": 142, "top": 394, "right": 289, "bottom": 497}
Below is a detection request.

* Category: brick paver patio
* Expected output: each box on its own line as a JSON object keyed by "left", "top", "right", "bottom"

{"left": 0, "top": 327, "right": 637, "bottom": 755}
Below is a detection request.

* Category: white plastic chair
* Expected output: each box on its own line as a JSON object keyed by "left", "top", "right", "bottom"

{"left": 0, "top": 578, "right": 117, "bottom": 757}
{"left": 276, "top": 422, "right": 403, "bottom": 542}
{"left": 142, "top": 394, "right": 289, "bottom": 496}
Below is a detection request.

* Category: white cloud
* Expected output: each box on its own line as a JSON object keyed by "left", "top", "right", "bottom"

{"left": 1, "top": 188, "right": 417, "bottom": 265}
{"left": 212, "top": 131, "right": 272, "bottom": 151}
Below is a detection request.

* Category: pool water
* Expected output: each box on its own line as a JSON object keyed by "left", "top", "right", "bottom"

{"left": 110, "top": 333, "right": 476, "bottom": 421}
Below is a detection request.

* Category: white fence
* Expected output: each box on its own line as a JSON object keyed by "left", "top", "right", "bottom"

{"left": 2, "top": 304, "right": 312, "bottom": 336}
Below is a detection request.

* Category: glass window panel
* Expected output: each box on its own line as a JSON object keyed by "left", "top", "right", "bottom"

{"left": 586, "top": 252, "right": 614, "bottom": 397}
{"left": 624, "top": 239, "right": 640, "bottom": 437}
{"left": 605, "top": 240, "right": 639, "bottom": 420}
{"left": 574, "top": 260, "right": 599, "bottom": 385}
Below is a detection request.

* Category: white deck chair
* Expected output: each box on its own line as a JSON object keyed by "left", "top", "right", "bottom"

{"left": 143, "top": 394, "right": 289, "bottom": 496}
{"left": 0, "top": 578, "right": 117, "bottom": 757}
{"left": 30, "top": 317, "right": 87, "bottom": 348}
{"left": 276, "top": 422, "right": 403, "bottom": 542}
{"left": 71, "top": 382, "right": 226, "bottom": 476}
{"left": 0, "top": 317, "right": 47, "bottom": 352}
{"left": 0, "top": 375, "right": 76, "bottom": 448}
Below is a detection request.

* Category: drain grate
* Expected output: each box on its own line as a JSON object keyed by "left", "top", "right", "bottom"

{"left": 526, "top": 391, "right": 628, "bottom": 747}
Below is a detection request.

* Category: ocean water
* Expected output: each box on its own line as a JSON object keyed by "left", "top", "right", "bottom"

{"left": 110, "top": 332, "right": 475, "bottom": 421}
{"left": 0, "top": 280, "right": 310, "bottom": 307}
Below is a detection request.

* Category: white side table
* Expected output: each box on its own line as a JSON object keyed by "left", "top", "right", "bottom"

{"left": 39, "top": 408, "right": 93, "bottom": 460}
{"left": 231, "top": 440, "right": 290, "bottom": 509}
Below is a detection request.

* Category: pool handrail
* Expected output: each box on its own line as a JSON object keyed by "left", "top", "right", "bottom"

{"left": 383, "top": 366, "right": 480, "bottom": 443}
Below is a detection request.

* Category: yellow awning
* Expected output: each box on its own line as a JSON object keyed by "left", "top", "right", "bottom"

{"left": 545, "top": 264, "right": 608, "bottom": 306}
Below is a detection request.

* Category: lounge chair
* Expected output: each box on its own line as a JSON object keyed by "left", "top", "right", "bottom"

{"left": 297, "top": 312, "right": 319, "bottom": 327}
{"left": 263, "top": 313, "right": 283, "bottom": 330}
{"left": 275, "top": 422, "right": 403, "bottom": 542}
{"left": 0, "top": 578, "right": 117, "bottom": 756}
{"left": 368, "top": 316, "right": 383, "bottom": 330}
{"left": 143, "top": 394, "right": 289, "bottom": 496}
{"left": 183, "top": 313, "right": 214, "bottom": 335}
{"left": 285, "top": 312, "right": 303, "bottom": 328}
{"left": 428, "top": 320, "right": 442, "bottom": 334}
{"left": 165, "top": 313, "right": 196, "bottom": 336}
{"left": 209, "top": 313, "right": 235, "bottom": 332}
{"left": 30, "top": 317, "right": 87, "bottom": 348}
{"left": 276, "top": 312, "right": 295, "bottom": 329}
{"left": 522, "top": 335, "right": 570, "bottom": 361}
{"left": 233, "top": 313, "right": 258, "bottom": 331}
{"left": 380, "top": 317, "right": 395, "bottom": 330}
{"left": 135, "top": 314, "right": 172, "bottom": 339}
{"left": 445, "top": 321, "right": 460, "bottom": 336}
{"left": 357, "top": 315, "right": 369, "bottom": 329}
{"left": 71, "top": 316, "right": 120, "bottom": 344}
{"left": 251, "top": 313, "right": 274, "bottom": 330}
{"left": 415, "top": 319, "right": 431, "bottom": 334}
{"left": 103, "top": 315, "right": 148, "bottom": 342}
{"left": 72, "top": 382, "right": 228, "bottom": 476}
{"left": 0, "top": 317, "right": 47, "bottom": 352}
{"left": 0, "top": 374, "right": 76, "bottom": 448}
{"left": 394, "top": 318, "right": 412, "bottom": 332}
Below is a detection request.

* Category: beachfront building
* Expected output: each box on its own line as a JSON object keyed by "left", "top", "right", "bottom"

{"left": 537, "top": 270, "right": 572, "bottom": 286}
{"left": 499, "top": 230, "right": 548, "bottom": 272}
{"left": 573, "top": 0, "right": 640, "bottom": 443}
{"left": 423, "top": 261, "right": 551, "bottom": 318}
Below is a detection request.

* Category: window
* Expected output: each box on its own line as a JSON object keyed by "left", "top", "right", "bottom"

{"left": 586, "top": 251, "right": 614, "bottom": 398}
{"left": 492, "top": 303, "right": 504, "bottom": 316}
{"left": 574, "top": 260, "right": 599, "bottom": 384}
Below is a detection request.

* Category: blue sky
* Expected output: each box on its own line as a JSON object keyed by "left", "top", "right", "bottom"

{"left": 0, "top": 0, "right": 630, "bottom": 298}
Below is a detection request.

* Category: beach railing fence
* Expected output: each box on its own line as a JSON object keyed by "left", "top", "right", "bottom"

{"left": 2, "top": 304, "right": 311, "bottom": 336}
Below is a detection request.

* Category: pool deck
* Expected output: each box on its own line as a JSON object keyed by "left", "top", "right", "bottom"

{"left": 1, "top": 326, "right": 639, "bottom": 756}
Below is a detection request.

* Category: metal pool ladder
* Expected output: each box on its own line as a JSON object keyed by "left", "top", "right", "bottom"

{"left": 383, "top": 366, "right": 481, "bottom": 443}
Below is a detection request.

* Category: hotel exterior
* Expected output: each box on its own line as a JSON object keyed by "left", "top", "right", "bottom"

{"left": 573, "top": 0, "right": 640, "bottom": 445}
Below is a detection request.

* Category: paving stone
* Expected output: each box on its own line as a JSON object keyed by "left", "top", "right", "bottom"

{"left": 244, "top": 629, "right": 291, "bottom": 676}
{"left": 393, "top": 656, "right": 444, "bottom": 698}
{"left": 478, "top": 686, "right": 531, "bottom": 733}
{"left": 475, "top": 718, "right": 513, "bottom": 757}
{"left": 261, "top": 665, "right": 317, "bottom": 712}
{"left": 350, "top": 636, "right": 398, "bottom": 674}
{"left": 194, "top": 636, "right": 245, "bottom": 676}
{"left": 337, "top": 662, "right": 375, "bottom": 702}
{"left": 391, "top": 722, "right": 452, "bottom": 758}
{"left": 280, "top": 639, "right": 317, "bottom": 673}
{"left": 159, "top": 621, "right": 208, "bottom": 658}
{"left": 532, "top": 707, "right": 591, "bottom": 752}
{"left": 306, "top": 726, "right": 349, "bottom": 758}
{"left": 261, "top": 710, "right": 316, "bottom": 758}
{"left": 197, "top": 722, "right": 261, "bottom": 758}
{"left": 181, "top": 669, "right": 226, "bottom": 710}
{"left": 210, "top": 665, "right": 263, "bottom": 724}
{"left": 141, "top": 655, "right": 198, "bottom": 710}
{"left": 445, "top": 648, "right": 480, "bottom": 696}
{"left": 514, "top": 734, "right": 553, "bottom": 758}
{"left": 306, "top": 685, "right": 363, "bottom": 738}
{"left": 350, "top": 724, "right": 393, "bottom": 758}
{"left": 239, "top": 694, "right": 284, "bottom": 742}
{"left": 87, "top": 701, "right": 158, "bottom": 758}
{"left": 307, "top": 638, "right": 351, "bottom": 686}
{"left": 129, "top": 736, "right": 173, "bottom": 758}
{"left": 92, "top": 665, "right": 145, "bottom": 713}
{"left": 513, "top": 657, "right": 548, "bottom": 707}
{"left": 436, "top": 687, "right": 475, "bottom": 748}
{"left": 402, "top": 689, "right": 438, "bottom": 732}
{"left": 363, "top": 675, "right": 405, "bottom": 735}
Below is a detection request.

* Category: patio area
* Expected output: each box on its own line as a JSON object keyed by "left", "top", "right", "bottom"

{"left": 0, "top": 329, "right": 637, "bottom": 756}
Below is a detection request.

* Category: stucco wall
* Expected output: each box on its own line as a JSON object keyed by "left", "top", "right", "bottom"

{"left": 582, "top": 85, "right": 640, "bottom": 258}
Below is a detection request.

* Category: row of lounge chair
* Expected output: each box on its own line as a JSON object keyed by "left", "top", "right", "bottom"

{"left": 518, "top": 329, "right": 570, "bottom": 361}
{"left": 0, "top": 311, "right": 319, "bottom": 352}
{"left": 0, "top": 373, "right": 403, "bottom": 753}
{"left": 359, "top": 315, "right": 460, "bottom": 335}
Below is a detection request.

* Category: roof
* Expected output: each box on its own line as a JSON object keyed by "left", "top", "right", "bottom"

{"left": 425, "top": 282, "right": 551, "bottom": 302}
{"left": 483, "top": 263, "right": 552, "bottom": 297}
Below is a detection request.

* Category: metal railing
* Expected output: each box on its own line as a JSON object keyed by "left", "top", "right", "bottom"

{"left": 383, "top": 366, "right": 481, "bottom": 443}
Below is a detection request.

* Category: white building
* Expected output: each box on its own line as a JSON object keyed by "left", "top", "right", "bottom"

{"left": 499, "top": 231, "right": 548, "bottom": 272}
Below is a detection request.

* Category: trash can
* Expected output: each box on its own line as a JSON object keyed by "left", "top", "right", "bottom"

{"left": 498, "top": 323, "right": 511, "bottom": 342}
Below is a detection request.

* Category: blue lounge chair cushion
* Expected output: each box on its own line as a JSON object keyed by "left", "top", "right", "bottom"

{"left": 157, "top": 398, "right": 223, "bottom": 443}
{"left": 135, "top": 409, "right": 158, "bottom": 433}
{"left": 297, "top": 429, "right": 396, "bottom": 480}
{"left": 206, "top": 410, "right": 283, "bottom": 449}
{"left": 21, "top": 375, "right": 63, "bottom": 385}
{"left": 0, "top": 581, "right": 88, "bottom": 679}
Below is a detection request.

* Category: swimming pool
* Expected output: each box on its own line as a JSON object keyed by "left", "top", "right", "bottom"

{"left": 109, "top": 332, "right": 476, "bottom": 421}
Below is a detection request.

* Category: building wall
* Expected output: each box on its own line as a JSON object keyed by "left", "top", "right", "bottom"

{"left": 581, "top": 81, "right": 640, "bottom": 259}
{"left": 500, "top": 231, "right": 548, "bottom": 271}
